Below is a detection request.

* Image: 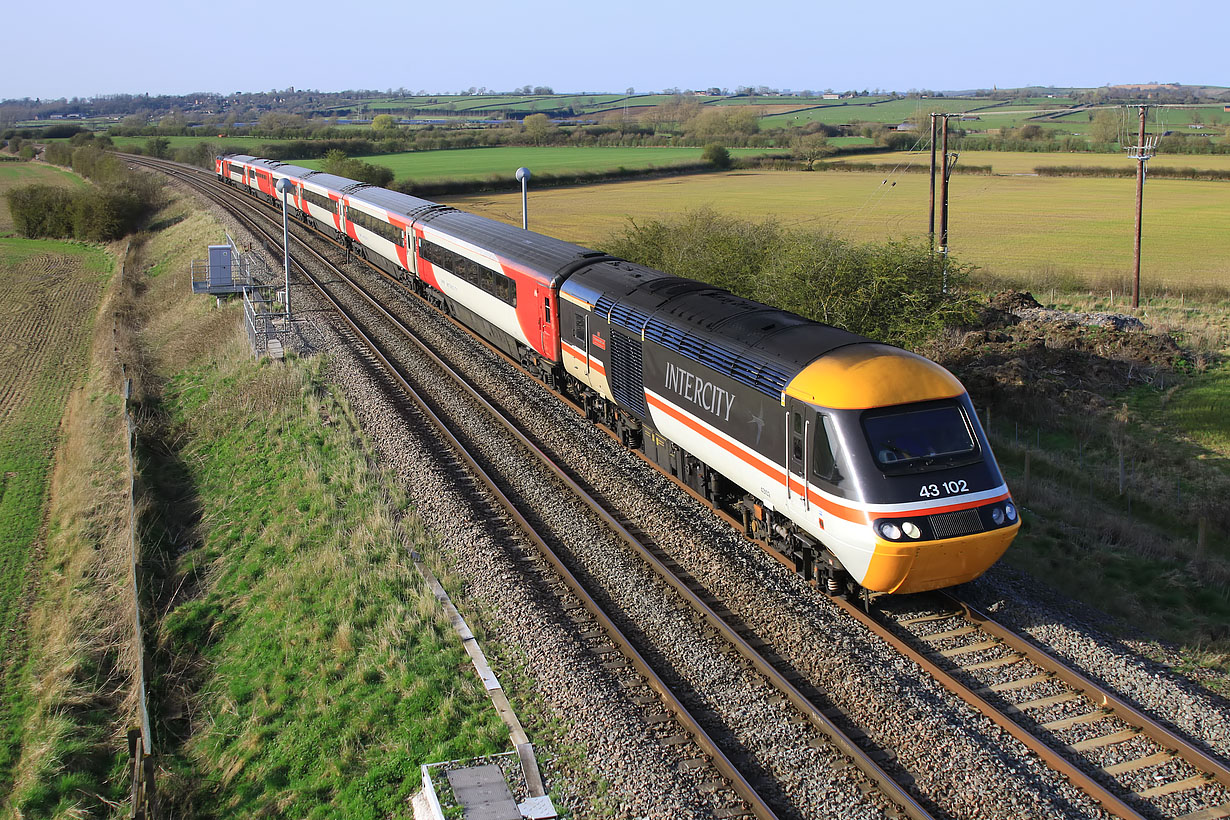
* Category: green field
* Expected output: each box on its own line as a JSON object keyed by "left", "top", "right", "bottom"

{"left": 297, "top": 146, "right": 786, "bottom": 182}
{"left": 760, "top": 97, "right": 991, "bottom": 128}
{"left": 830, "top": 149, "right": 1230, "bottom": 174}
{"left": 444, "top": 168, "right": 1230, "bottom": 290}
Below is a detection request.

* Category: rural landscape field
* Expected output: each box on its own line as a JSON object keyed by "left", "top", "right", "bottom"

{"left": 446, "top": 167, "right": 1230, "bottom": 290}
{"left": 3, "top": 71, "right": 1230, "bottom": 820}
{"left": 0, "top": 178, "right": 112, "bottom": 796}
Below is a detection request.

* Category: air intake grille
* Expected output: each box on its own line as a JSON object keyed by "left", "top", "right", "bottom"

{"left": 643, "top": 316, "right": 790, "bottom": 398}
{"left": 929, "top": 508, "right": 983, "bottom": 539}
{"left": 608, "top": 330, "right": 647, "bottom": 418}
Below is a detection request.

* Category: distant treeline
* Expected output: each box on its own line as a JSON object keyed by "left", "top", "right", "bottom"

{"left": 6, "top": 144, "right": 160, "bottom": 240}
{"left": 816, "top": 161, "right": 994, "bottom": 175}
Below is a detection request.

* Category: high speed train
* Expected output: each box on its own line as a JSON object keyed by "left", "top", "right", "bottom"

{"left": 218, "top": 153, "right": 1019, "bottom": 595}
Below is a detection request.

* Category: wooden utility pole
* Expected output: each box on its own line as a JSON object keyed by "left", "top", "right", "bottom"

{"left": 1128, "top": 105, "right": 1154, "bottom": 309}
{"left": 928, "top": 113, "right": 937, "bottom": 252}
{"left": 940, "top": 118, "right": 950, "bottom": 254}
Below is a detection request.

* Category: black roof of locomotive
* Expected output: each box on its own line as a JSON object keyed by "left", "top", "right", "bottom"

{"left": 564, "top": 259, "right": 871, "bottom": 398}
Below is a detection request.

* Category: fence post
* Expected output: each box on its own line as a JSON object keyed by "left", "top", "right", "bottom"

{"left": 1022, "top": 451, "right": 1031, "bottom": 505}
{"left": 1195, "top": 518, "right": 1208, "bottom": 565}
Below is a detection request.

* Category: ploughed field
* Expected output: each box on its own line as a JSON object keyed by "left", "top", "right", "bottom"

{"left": 444, "top": 168, "right": 1230, "bottom": 290}
{"left": 0, "top": 236, "right": 110, "bottom": 779}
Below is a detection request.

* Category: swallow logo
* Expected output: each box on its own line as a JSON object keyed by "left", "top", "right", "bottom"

{"left": 749, "top": 409, "right": 765, "bottom": 446}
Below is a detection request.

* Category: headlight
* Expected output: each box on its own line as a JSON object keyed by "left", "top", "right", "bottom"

{"left": 991, "top": 506, "right": 1005, "bottom": 526}
{"left": 902, "top": 521, "right": 921, "bottom": 539}
{"left": 1005, "top": 502, "right": 1017, "bottom": 522}
{"left": 877, "top": 521, "right": 902, "bottom": 540}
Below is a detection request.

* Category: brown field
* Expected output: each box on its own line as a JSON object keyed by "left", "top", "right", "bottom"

{"left": 443, "top": 169, "right": 1230, "bottom": 290}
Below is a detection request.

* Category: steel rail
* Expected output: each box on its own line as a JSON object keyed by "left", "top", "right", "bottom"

{"left": 942, "top": 592, "right": 1230, "bottom": 807}
{"left": 136, "top": 157, "right": 781, "bottom": 820}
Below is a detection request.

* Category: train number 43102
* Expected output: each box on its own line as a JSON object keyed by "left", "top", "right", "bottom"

{"left": 920, "top": 479, "right": 968, "bottom": 498}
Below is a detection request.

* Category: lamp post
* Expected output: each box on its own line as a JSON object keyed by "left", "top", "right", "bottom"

{"left": 275, "top": 177, "right": 292, "bottom": 319}
{"left": 516, "top": 167, "right": 531, "bottom": 230}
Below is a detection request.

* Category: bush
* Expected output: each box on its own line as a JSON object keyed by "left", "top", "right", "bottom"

{"left": 9, "top": 142, "right": 161, "bottom": 241}
{"left": 602, "top": 208, "right": 974, "bottom": 349}
{"left": 701, "top": 143, "right": 732, "bottom": 169}
{"left": 319, "top": 150, "right": 394, "bottom": 187}
{"left": 6, "top": 185, "right": 77, "bottom": 237}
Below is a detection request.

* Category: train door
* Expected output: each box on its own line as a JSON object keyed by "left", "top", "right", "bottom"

{"left": 540, "top": 291, "right": 553, "bottom": 356}
{"left": 784, "top": 397, "right": 812, "bottom": 515}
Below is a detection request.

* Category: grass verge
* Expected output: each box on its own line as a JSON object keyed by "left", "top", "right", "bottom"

{"left": 122, "top": 193, "right": 507, "bottom": 815}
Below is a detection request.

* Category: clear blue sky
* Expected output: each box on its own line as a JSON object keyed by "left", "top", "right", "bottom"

{"left": 5, "top": 0, "right": 1225, "bottom": 100}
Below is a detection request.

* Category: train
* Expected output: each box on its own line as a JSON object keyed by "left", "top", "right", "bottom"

{"left": 216, "top": 153, "right": 1020, "bottom": 595}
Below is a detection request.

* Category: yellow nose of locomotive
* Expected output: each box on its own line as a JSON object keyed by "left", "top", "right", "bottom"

{"left": 864, "top": 521, "right": 1020, "bottom": 594}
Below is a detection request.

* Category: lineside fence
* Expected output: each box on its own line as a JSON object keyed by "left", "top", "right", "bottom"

{"left": 982, "top": 409, "right": 1221, "bottom": 583}
{"left": 117, "top": 245, "right": 157, "bottom": 819}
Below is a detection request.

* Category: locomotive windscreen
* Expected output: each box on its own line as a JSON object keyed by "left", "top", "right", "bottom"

{"left": 862, "top": 403, "right": 978, "bottom": 470}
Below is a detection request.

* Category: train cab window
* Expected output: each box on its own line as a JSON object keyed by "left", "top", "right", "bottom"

{"left": 862, "top": 402, "right": 978, "bottom": 472}
{"left": 574, "top": 312, "right": 586, "bottom": 342}
{"left": 812, "top": 414, "right": 840, "bottom": 482}
{"left": 791, "top": 412, "right": 804, "bottom": 461}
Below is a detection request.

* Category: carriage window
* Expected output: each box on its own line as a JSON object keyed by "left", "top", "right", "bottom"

{"left": 419, "top": 238, "right": 516, "bottom": 307}
{"left": 543, "top": 297, "right": 550, "bottom": 322}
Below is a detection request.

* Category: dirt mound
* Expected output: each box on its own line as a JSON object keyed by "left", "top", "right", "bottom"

{"left": 939, "top": 292, "right": 1193, "bottom": 413}
{"left": 987, "top": 290, "right": 1146, "bottom": 332}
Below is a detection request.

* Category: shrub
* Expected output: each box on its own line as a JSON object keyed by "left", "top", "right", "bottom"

{"left": 701, "top": 143, "right": 731, "bottom": 169}
{"left": 603, "top": 208, "right": 974, "bottom": 349}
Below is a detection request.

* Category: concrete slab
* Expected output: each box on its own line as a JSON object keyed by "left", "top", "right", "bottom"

{"left": 517, "top": 795, "right": 558, "bottom": 819}
{"left": 446, "top": 765, "right": 520, "bottom": 820}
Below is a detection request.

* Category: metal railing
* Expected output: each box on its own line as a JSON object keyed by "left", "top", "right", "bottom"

{"left": 243, "top": 286, "right": 287, "bottom": 358}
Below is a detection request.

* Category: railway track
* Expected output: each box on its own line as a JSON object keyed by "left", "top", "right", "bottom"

{"left": 129, "top": 155, "right": 1230, "bottom": 820}
{"left": 852, "top": 592, "right": 1230, "bottom": 820}
{"left": 131, "top": 155, "right": 939, "bottom": 819}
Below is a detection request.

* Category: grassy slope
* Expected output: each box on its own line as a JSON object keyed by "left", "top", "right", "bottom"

{"left": 0, "top": 236, "right": 112, "bottom": 804}
{"left": 297, "top": 145, "right": 783, "bottom": 182}
{"left": 443, "top": 169, "right": 1230, "bottom": 290}
{"left": 128, "top": 200, "right": 506, "bottom": 816}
